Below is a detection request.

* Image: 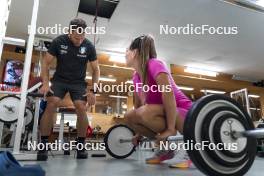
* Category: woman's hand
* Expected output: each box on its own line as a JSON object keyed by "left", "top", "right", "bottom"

{"left": 132, "top": 134, "right": 142, "bottom": 146}
{"left": 155, "top": 128, "right": 177, "bottom": 144}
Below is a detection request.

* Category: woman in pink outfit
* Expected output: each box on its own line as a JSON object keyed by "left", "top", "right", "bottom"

{"left": 124, "top": 34, "right": 193, "bottom": 166}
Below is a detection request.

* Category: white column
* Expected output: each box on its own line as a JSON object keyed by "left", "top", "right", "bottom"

{"left": 0, "top": 0, "right": 12, "bottom": 59}
{"left": 13, "top": 0, "right": 39, "bottom": 153}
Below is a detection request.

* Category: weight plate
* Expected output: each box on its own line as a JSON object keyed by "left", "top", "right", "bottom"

{"left": 0, "top": 95, "right": 20, "bottom": 123}
{"left": 24, "top": 107, "right": 34, "bottom": 128}
{"left": 104, "top": 124, "right": 136, "bottom": 159}
{"left": 202, "top": 107, "right": 246, "bottom": 157}
{"left": 201, "top": 107, "right": 248, "bottom": 167}
{"left": 184, "top": 94, "right": 256, "bottom": 176}
{"left": 214, "top": 113, "right": 248, "bottom": 157}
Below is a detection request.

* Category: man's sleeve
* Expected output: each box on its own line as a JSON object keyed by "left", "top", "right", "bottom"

{"left": 87, "top": 44, "right": 97, "bottom": 62}
{"left": 47, "top": 38, "right": 59, "bottom": 57}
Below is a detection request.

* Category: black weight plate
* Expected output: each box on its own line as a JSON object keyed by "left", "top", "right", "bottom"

{"left": 24, "top": 107, "right": 34, "bottom": 129}
{"left": 184, "top": 94, "right": 257, "bottom": 176}
{"left": 201, "top": 106, "right": 248, "bottom": 159}
{"left": 214, "top": 113, "right": 249, "bottom": 158}
{"left": 201, "top": 108, "right": 249, "bottom": 167}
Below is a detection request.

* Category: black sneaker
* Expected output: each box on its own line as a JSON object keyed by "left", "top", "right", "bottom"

{"left": 76, "top": 149, "right": 88, "bottom": 159}
{"left": 37, "top": 139, "right": 48, "bottom": 161}
{"left": 37, "top": 150, "right": 48, "bottom": 161}
{"left": 75, "top": 137, "right": 88, "bottom": 159}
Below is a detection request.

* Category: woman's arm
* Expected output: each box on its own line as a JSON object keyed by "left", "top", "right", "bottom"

{"left": 133, "top": 92, "right": 142, "bottom": 109}
{"left": 155, "top": 73, "right": 177, "bottom": 133}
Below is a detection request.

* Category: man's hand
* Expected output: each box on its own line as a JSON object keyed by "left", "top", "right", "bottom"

{"left": 39, "top": 82, "right": 53, "bottom": 96}
{"left": 83, "top": 91, "right": 96, "bottom": 106}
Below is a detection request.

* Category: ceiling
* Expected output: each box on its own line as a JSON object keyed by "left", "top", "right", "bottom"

{"left": 5, "top": 0, "right": 264, "bottom": 81}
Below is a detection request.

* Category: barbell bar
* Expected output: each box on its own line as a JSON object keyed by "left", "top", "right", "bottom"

{"left": 118, "top": 129, "right": 264, "bottom": 144}
{"left": 119, "top": 135, "right": 184, "bottom": 144}
{"left": 232, "top": 129, "right": 264, "bottom": 138}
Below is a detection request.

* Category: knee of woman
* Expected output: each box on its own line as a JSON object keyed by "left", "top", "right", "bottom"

{"left": 124, "top": 110, "right": 136, "bottom": 124}
{"left": 135, "top": 108, "right": 145, "bottom": 121}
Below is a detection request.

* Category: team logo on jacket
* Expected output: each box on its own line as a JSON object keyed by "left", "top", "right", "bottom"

{"left": 79, "top": 47, "right": 87, "bottom": 54}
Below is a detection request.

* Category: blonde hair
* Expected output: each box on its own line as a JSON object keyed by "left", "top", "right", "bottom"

{"left": 129, "top": 34, "right": 157, "bottom": 84}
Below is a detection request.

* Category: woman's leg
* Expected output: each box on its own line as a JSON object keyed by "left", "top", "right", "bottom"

{"left": 125, "top": 104, "right": 186, "bottom": 138}
{"left": 125, "top": 104, "right": 189, "bottom": 164}
{"left": 124, "top": 109, "right": 157, "bottom": 138}
{"left": 169, "top": 107, "right": 192, "bottom": 168}
{"left": 175, "top": 107, "right": 189, "bottom": 134}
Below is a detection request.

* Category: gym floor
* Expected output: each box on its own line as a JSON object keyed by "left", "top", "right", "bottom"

{"left": 20, "top": 151, "right": 263, "bottom": 176}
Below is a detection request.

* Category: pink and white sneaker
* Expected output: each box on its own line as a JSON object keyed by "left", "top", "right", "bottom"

{"left": 145, "top": 149, "right": 175, "bottom": 164}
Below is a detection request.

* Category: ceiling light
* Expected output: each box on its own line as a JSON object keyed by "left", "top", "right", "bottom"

{"left": 178, "top": 86, "right": 194, "bottom": 91}
{"left": 248, "top": 94, "right": 260, "bottom": 98}
{"left": 100, "top": 64, "right": 134, "bottom": 70}
{"left": 125, "top": 80, "right": 133, "bottom": 84}
{"left": 109, "top": 95, "right": 128, "bottom": 99}
{"left": 184, "top": 67, "right": 218, "bottom": 77}
{"left": 249, "top": 107, "right": 261, "bottom": 111}
{"left": 174, "top": 75, "right": 220, "bottom": 82}
{"left": 200, "top": 89, "right": 226, "bottom": 94}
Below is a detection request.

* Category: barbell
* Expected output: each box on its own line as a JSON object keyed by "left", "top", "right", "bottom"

{"left": 104, "top": 94, "right": 264, "bottom": 176}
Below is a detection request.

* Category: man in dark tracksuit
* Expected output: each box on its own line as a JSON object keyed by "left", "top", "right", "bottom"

{"left": 38, "top": 18, "right": 100, "bottom": 160}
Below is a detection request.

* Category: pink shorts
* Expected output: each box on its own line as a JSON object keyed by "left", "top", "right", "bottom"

{"left": 177, "top": 107, "right": 190, "bottom": 120}
{"left": 177, "top": 100, "right": 192, "bottom": 120}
